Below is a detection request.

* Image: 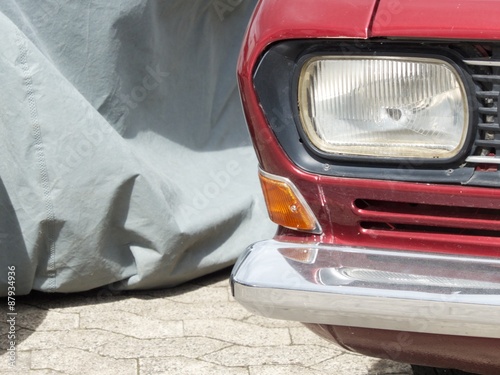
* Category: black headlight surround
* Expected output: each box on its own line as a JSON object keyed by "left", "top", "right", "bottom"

{"left": 293, "top": 51, "right": 475, "bottom": 165}
{"left": 253, "top": 39, "right": 479, "bottom": 183}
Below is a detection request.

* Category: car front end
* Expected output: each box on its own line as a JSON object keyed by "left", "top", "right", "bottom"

{"left": 231, "top": 1, "right": 500, "bottom": 373}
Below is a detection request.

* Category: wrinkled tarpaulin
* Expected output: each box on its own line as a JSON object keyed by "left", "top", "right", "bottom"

{"left": 0, "top": 0, "right": 275, "bottom": 296}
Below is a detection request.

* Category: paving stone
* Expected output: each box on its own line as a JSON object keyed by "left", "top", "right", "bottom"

{"left": 37, "top": 295, "right": 147, "bottom": 315}
{"left": 201, "top": 344, "right": 337, "bottom": 367}
{"left": 158, "top": 285, "right": 230, "bottom": 304}
{"left": 98, "top": 296, "right": 253, "bottom": 321}
{"left": 30, "top": 348, "right": 137, "bottom": 375}
{"left": 0, "top": 350, "right": 31, "bottom": 374}
{"left": 183, "top": 318, "right": 291, "bottom": 347}
{"left": 0, "top": 269, "right": 420, "bottom": 374}
{"left": 312, "top": 353, "right": 412, "bottom": 375}
{"left": 97, "top": 336, "right": 231, "bottom": 359}
{"left": 14, "top": 370, "right": 66, "bottom": 375}
{"left": 368, "top": 359, "right": 413, "bottom": 375}
{"left": 189, "top": 268, "right": 233, "bottom": 288}
{"left": 19, "top": 292, "right": 109, "bottom": 312}
{"left": 29, "top": 292, "right": 150, "bottom": 314}
{"left": 249, "top": 365, "right": 324, "bottom": 375}
{"left": 14, "top": 306, "right": 78, "bottom": 331}
{"left": 140, "top": 357, "right": 249, "bottom": 375}
{"left": 161, "top": 300, "right": 253, "bottom": 321}
{"left": 79, "top": 310, "right": 183, "bottom": 339}
{"left": 16, "top": 329, "right": 125, "bottom": 352}
{"left": 144, "top": 283, "right": 200, "bottom": 298}
{"left": 242, "top": 314, "right": 303, "bottom": 329}
{"left": 289, "top": 326, "right": 337, "bottom": 348}
{"left": 0, "top": 323, "right": 12, "bottom": 350}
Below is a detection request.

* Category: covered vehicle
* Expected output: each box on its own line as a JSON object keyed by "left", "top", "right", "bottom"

{"left": 230, "top": 0, "right": 500, "bottom": 374}
{"left": 0, "top": 0, "right": 275, "bottom": 296}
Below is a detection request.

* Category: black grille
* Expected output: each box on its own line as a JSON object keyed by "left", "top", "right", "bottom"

{"left": 465, "top": 58, "right": 500, "bottom": 167}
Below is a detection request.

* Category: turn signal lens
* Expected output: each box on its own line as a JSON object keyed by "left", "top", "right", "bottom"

{"left": 259, "top": 170, "right": 321, "bottom": 234}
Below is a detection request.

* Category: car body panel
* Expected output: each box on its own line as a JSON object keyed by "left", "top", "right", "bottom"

{"left": 305, "top": 324, "right": 500, "bottom": 375}
{"left": 372, "top": 0, "right": 500, "bottom": 40}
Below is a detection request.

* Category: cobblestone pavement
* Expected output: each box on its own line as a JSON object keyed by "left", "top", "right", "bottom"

{"left": 0, "top": 268, "right": 412, "bottom": 375}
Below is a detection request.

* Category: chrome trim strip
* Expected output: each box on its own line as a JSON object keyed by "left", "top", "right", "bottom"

{"left": 463, "top": 59, "right": 500, "bottom": 67}
{"left": 231, "top": 240, "right": 500, "bottom": 338}
{"left": 466, "top": 156, "right": 500, "bottom": 165}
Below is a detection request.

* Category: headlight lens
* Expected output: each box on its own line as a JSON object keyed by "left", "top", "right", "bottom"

{"left": 298, "top": 56, "right": 469, "bottom": 159}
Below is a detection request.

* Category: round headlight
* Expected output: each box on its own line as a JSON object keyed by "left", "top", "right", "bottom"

{"left": 298, "top": 56, "right": 469, "bottom": 159}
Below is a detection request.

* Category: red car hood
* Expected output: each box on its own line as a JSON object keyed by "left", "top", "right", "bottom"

{"left": 240, "top": 0, "right": 500, "bottom": 80}
{"left": 238, "top": 0, "right": 378, "bottom": 75}
{"left": 246, "top": 0, "right": 378, "bottom": 41}
{"left": 372, "top": 0, "right": 500, "bottom": 40}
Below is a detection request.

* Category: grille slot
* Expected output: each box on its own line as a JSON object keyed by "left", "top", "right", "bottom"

{"left": 465, "top": 58, "right": 500, "bottom": 166}
{"left": 360, "top": 222, "right": 500, "bottom": 238}
{"left": 354, "top": 199, "right": 500, "bottom": 236}
{"left": 471, "top": 74, "right": 500, "bottom": 82}
{"left": 475, "top": 140, "right": 500, "bottom": 148}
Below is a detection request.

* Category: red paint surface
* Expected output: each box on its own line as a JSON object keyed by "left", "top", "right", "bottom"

{"left": 304, "top": 324, "right": 500, "bottom": 374}
{"left": 372, "top": 0, "right": 500, "bottom": 40}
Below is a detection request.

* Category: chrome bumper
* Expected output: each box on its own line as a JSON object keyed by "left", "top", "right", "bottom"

{"left": 230, "top": 240, "right": 500, "bottom": 338}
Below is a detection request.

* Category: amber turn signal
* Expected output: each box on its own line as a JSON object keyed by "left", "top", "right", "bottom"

{"left": 258, "top": 170, "right": 321, "bottom": 233}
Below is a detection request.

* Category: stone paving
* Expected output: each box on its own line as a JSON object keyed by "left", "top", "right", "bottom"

{"left": 0, "top": 268, "right": 412, "bottom": 375}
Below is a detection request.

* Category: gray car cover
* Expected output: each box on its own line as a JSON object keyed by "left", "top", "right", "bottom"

{"left": 0, "top": 0, "right": 276, "bottom": 296}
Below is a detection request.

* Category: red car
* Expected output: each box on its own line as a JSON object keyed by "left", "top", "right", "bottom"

{"left": 230, "top": 1, "right": 500, "bottom": 374}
